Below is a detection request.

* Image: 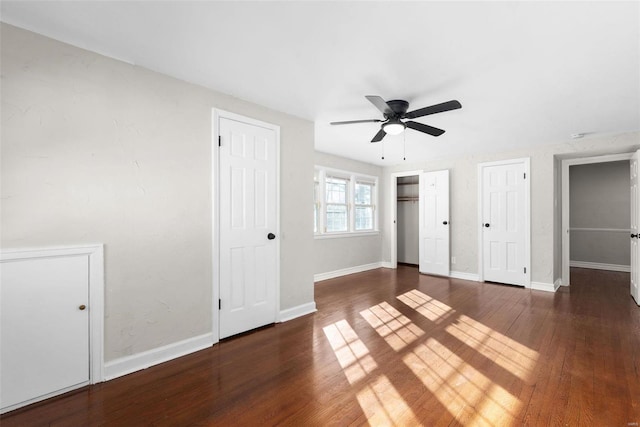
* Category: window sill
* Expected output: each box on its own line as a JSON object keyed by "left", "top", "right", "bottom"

{"left": 314, "top": 231, "right": 380, "bottom": 240}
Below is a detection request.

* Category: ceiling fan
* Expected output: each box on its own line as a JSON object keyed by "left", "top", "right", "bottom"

{"left": 330, "top": 95, "right": 462, "bottom": 142}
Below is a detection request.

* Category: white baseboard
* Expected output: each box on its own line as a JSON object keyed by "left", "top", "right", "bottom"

{"left": 570, "top": 260, "right": 630, "bottom": 272}
{"left": 279, "top": 302, "right": 317, "bottom": 322}
{"left": 449, "top": 271, "right": 480, "bottom": 282}
{"left": 104, "top": 332, "right": 214, "bottom": 381}
{"left": 314, "top": 262, "right": 383, "bottom": 282}
{"left": 381, "top": 261, "right": 394, "bottom": 269}
{"left": 530, "top": 281, "right": 560, "bottom": 292}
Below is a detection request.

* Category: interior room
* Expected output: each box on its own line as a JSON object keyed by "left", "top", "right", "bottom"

{"left": 569, "top": 160, "right": 631, "bottom": 276}
{"left": 1, "top": 1, "right": 639, "bottom": 425}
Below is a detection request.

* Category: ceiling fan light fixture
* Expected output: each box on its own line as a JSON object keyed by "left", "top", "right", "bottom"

{"left": 383, "top": 121, "right": 406, "bottom": 135}
{"left": 330, "top": 96, "right": 461, "bottom": 142}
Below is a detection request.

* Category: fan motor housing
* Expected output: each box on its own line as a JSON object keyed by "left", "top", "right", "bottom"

{"left": 386, "top": 100, "right": 409, "bottom": 117}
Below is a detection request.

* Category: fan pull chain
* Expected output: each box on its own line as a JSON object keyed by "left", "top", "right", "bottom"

{"left": 381, "top": 139, "right": 385, "bottom": 160}
{"left": 403, "top": 132, "right": 406, "bottom": 161}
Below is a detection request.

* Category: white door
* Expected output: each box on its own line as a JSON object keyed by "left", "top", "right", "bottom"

{"left": 218, "top": 117, "right": 278, "bottom": 339}
{"left": 481, "top": 160, "right": 528, "bottom": 286}
{"left": 1, "top": 256, "right": 89, "bottom": 412}
{"left": 630, "top": 151, "right": 639, "bottom": 304}
{"left": 419, "top": 170, "right": 450, "bottom": 276}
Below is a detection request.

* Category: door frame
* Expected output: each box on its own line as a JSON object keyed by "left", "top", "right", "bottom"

{"left": 477, "top": 157, "right": 531, "bottom": 287}
{"left": 211, "top": 109, "right": 280, "bottom": 344}
{"left": 561, "top": 152, "right": 633, "bottom": 286}
{"left": 0, "top": 244, "right": 104, "bottom": 413}
{"left": 389, "top": 170, "right": 424, "bottom": 269}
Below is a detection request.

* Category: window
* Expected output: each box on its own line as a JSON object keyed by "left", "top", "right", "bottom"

{"left": 325, "top": 176, "right": 349, "bottom": 232}
{"left": 355, "top": 181, "right": 374, "bottom": 231}
{"left": 314, "top": 166, "right": 378, "bottom": 236}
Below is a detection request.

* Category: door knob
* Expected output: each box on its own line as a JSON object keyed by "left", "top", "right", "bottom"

{"left": 267, "top": 233, "right": 276, "bottom": 240}
{"left": 79, "top": 305, "right": 86, "bottom": 311}
{"left": 443, "top": 221, "right": 448, "bottom": 225}
{"left": 632, "top": 234, "right": 638, "bottom": 238}
{"left": 484, "top": 223, "right": 490, "bottom": 228}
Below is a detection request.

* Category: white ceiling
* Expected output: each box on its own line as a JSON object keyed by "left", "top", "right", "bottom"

{"left": 2, "top": 1, "right": 639, "bottom": 166}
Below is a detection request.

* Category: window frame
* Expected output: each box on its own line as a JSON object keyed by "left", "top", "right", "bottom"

{"left": 354, "top": 179, "right": 376, "bottom": 231}
{"left": 314, "top": 166, "right": 379, "bottom": 238}
{"left": 324, "top": 173, "right": 350, "bottom": 233}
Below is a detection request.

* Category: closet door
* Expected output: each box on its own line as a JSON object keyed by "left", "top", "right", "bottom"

{"left": 1, "top": 255, "right": 90, "bottom": 412}
{"left": 418, "top": 170, "right": 450, "bottom": 276}
{"left": 631, "top": 151, "right": 639, "bottom": 304}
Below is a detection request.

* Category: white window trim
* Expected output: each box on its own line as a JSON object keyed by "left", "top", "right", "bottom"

{"left": 315, "top": 231, "right": 380, "bottom": 240}
{"left": 315, "top": 165, "right": 379, "bottom": 237}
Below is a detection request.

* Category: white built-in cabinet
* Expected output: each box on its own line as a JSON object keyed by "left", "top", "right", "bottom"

{"left": 0, "top": 245, "right": 103, "bottom": 414}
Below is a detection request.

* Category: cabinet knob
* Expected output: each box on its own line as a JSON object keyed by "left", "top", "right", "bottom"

{"left": 79, "top": 305, "right": 86, "bottom": 311}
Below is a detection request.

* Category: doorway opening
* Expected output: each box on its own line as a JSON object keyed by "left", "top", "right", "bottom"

{"left": 397, "top": 175, "right": 419, "bottom": 267}
{"left": 389, "top": 170, "right": 423, "bottom": 269}
{"left": 389, "top": 170, "right": 450, "bottom": 276}
{"left": 561, "top": 153, "right": 633, "bottom": 286}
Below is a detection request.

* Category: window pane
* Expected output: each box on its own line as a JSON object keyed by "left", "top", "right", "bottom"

{"left": 355, "top": 206, "right": 373, "bottom": 230}
{"left": 326, "top": 177, "right": 347, "bottom": 204}
{"left": 355, "top": 183, "right": 372, "bottom": 205}
{"left": 326, "top": 204, "right": 348, "bottom": 232}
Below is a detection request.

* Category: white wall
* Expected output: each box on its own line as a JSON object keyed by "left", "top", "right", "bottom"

{"left": 314, "top": 151, "right": 384, "bottom": 276}
{"left": 382, "top": 133, "right": 640, "bottom": 286}
{"left": 569, "top": 161, "right": 630, "bottom": 265}
{"left": 0, "top": 24, "right": 315, "bottom": 362}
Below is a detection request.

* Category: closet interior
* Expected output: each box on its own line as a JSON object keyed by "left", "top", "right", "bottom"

{"left": 397, "top": 175, "right": 419, "bottom": 266}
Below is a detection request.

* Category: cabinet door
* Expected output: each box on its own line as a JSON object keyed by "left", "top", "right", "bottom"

{"left": 1, "top": 255, "right": 90, "bottom": 412}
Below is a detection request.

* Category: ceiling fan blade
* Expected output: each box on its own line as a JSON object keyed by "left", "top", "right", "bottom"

{"left": 405, "top": 100, "right": 462, "bottom": 119}
{"left": 330, "top": 119, "right": 383, "bottom": 125}
{"left": 365, "top": 95, "right": 394, "bottom": 117}
{"left": 371, "top": 128, "right": 387, "bottom": 143}
{"left": 406, "top": 121, "right": 446, "bottom": 137}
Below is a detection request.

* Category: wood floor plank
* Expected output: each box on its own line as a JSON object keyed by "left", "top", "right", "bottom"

{"left": 2, "top": 266, "right": 639, "bottom": 426}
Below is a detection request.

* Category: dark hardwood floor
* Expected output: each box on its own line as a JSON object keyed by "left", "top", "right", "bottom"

{"left": 3, "top": 266, "right": 640, "bottom": 426}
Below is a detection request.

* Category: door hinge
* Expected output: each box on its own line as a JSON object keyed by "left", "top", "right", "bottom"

{"left": 524, "top": 267, "right": 527, "bottom": 274}
{"left": 218, "top": 136, "right": 222, "bottom": 147}
{"left": 219, "top": 299, "right": 221, "bottom": 310}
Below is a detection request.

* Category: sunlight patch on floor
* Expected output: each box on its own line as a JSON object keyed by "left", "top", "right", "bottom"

{"left": 323, "top": 320, "right": 377, "bottom": 384}
{"left": 360, "top": 301, "right": 425, "bottom": 351}
{"left": 356, "top": 374, "right": 423, "bottom": 427}
{"left": 445, "top": 314, "right": 538, "bottom": 381}
{"left": 403, "top": 337, "right": 521, "bottom": 426}
{"left": 397, "top": 289, "right": 455, "bottom": 324}
{"left": 324, "top": 319, "right": 422, "bottom": 425}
